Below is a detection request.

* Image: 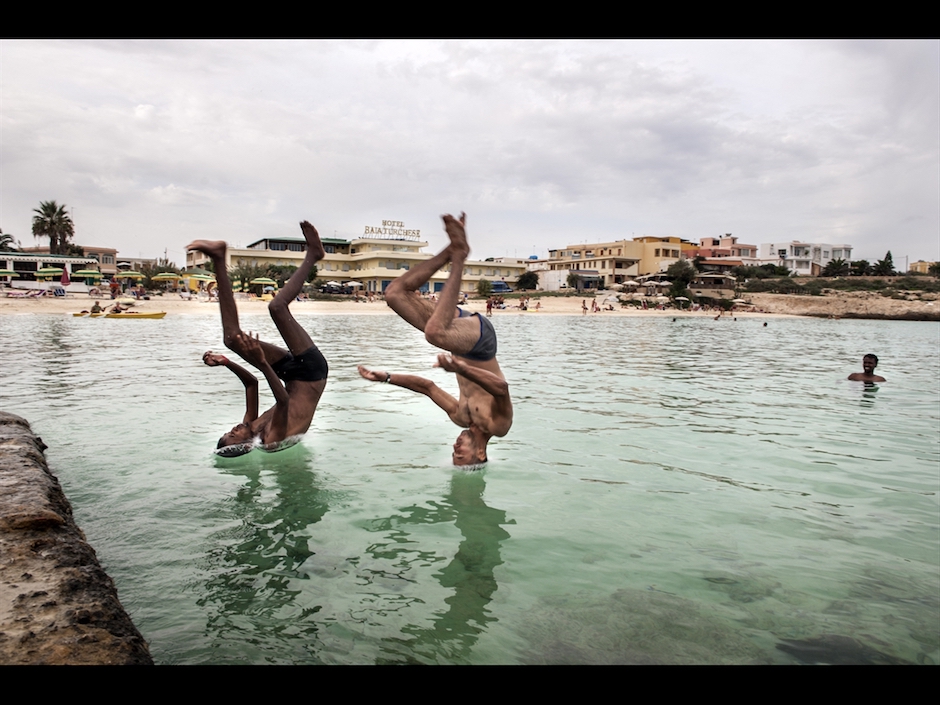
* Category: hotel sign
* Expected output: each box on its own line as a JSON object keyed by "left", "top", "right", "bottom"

{"left": 363, "top": 220, "right": 421, "bottom": 241}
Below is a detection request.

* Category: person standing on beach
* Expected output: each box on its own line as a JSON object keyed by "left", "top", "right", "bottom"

{"left": 187, "top": 221, "right": 328, "bottom": 457}
{"left": 848, "top": 354, "right": 886, "bottom": 383}
{"left": 358, "top": 213, "right": 512, "bottom": 468}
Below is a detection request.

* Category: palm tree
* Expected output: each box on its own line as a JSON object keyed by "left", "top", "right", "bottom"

{"left": 31, "top": 201, "right": 74, "bottom": 255}
{"left": 0, "top": 228, "right": 19, "bottom": 252}
{"left": 872, "top": 251, "right": 896, "bottom": 277}
{"left": 822, "top": 258, "right": 850, "bottom": 277}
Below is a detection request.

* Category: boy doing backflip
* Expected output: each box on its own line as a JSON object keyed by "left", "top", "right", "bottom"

{"left": 358, "top": 213, "right": 513, "bottom": 467}
{"left": 188, "top": 221, "right": 328, "bottom": 457}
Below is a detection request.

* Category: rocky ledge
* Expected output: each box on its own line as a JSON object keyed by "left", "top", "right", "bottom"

{"left": 0, "top": 412, "right": 152, "bottom": 665}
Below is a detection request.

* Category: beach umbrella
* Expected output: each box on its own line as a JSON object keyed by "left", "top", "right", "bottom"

{"left": 345, "top": 281, "right": 363, "bottom": 287}
{"left": 249, "top": 277, "right": 277, "bottom": 285}
{"left": 116, "top": 271, "right": 144, "bottom": 279}
{"left": 72, "top": 269, "right": 102, "bottom": 278}
{"left": 675, "top": 296, "right": 690, "bottom": 301}
{"left": 263, "top": 285, "right": 276, "bottom": 292}
{"left": 0, "top": 269, "right": 20, "bottom": 277}
{"left": 152, "top": 273, "right": 184, "bottom": 281}
{"left": 60, "top": 270, "right": 71, "bottom": 286}
{"left": 326, "top": 281, "right": 342, "bottom": 287}
{"left": 36, "top": 267, "right": 64, "bottom": 278}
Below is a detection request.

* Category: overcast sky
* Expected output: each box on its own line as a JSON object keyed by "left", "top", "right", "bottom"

{"left": 2, "top": 40, "right": 937, "bottom": 267}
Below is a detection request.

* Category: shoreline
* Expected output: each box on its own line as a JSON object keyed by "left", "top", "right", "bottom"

{"left": 1, "top": 290, "right": 936, "bottom": 320}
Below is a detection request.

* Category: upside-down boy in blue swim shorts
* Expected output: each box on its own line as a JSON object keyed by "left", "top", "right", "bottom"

{"left": 358, "top": 213, "right": 513, "bottom": 468}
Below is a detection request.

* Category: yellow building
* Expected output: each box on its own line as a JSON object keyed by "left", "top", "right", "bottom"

{"left": 546, "top": 236, "right": 696, "bottom": 288}
{"left": 185, "top": 227, "right": 527, "bottom": 294}
{"left": 909, "top": 260, "right": 937, "bottom": 275}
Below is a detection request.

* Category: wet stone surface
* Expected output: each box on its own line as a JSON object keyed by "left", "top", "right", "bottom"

{"left": 0, "top": 412, "right": 152, "bottom": 665}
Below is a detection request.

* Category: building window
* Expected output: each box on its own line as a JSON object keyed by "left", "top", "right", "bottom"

{"left": 103, "top": 255, "right": 114, "bottom": 264}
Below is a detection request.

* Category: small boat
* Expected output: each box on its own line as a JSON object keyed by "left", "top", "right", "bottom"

{"left": 72, "top": 311, "right": 106, "bottom": 317}
{"left": 105, "top": 311, "right": 167, "bottom": 319}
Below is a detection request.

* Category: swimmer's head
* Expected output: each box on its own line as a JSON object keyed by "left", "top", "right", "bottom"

{"left": 863, "top": 354, "right": 879, "bottom": 373}
{"left": 452, "top": 429, "right": 487, "bottom": 468}
{"left": 216, "top": 423, "right": 256, "bottom": 457}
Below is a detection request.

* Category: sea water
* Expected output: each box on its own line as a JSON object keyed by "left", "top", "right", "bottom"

{"left": 0, "top": 312, "right": 937, "bottom": 664}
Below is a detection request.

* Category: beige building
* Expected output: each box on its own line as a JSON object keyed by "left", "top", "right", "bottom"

{"left": 909, "top": 260, "right": 937, "bottom": 275}
{"left": 545, "top": 236, "right": 697, "bottom": 289}
{"left": 185, "top": 231, "right": 527, "bottom": 294}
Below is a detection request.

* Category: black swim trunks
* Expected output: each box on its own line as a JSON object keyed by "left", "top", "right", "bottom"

{"left": 456, "top": 308, "right": 497, "bottom": 362}
{"left": 272, "top": 345, "right": 329, "bottom": 382}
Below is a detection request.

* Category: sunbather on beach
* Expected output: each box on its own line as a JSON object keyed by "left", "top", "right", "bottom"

{"left": 848, "top": 354, "right": 885, "bottom": 383}
{"left": 358, "top": 213, "right": 512, "bottom": 467}
{"left": 188, "top": 221, "right": 327, "bottom": 457}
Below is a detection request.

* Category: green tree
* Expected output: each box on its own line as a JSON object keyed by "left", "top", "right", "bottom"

{"left": 566, "top": 272, "right": 582, "bottom": 292}
{"left": 929, "top": 262, "right": 940, "bottom": 276}
{"left": 31, "top": 201, "right": 74, "bottom": 255}
{"left": 0, "top": 229, "right": 19, "bottom": 252}
{"left": 515, "top": 270, "right": 540, "bottom": 290}
{"left": 822, "top": 258, "right": 850, "bottom": 277}
{"left": 851, "top": 259, "right": 871, "bottom": 276}
{"left": 476, "top": 278, "right": 493, "bottom": 298}
{"left": 666, "top": 259, "right": 696, "bottom": 299}
{"left": 872, "top": 251, "right": 896, "bottom": 276}
{"left": 141, "top": 259, "right": 181, "bottom": 289}
{"left": 229, "top": 263, "right": 270, "bottom": 291}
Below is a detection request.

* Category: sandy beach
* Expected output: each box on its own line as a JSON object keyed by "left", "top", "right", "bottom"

{"left": 3, "top": 288, "right": 938, "bottom": 319}
{"left": 0, "top": 291, "right": 801, "bottom": 318}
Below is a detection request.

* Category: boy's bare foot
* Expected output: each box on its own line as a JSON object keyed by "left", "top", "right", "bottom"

{"left": 203, "top": 351, "right": 229, "bottom": 367}
{"left": 187, "top": 240, "right": 227, "bottom": 260}
{"left": 299, "top": 221, "right": 325, "bottom": 260}
{"left": 442, "top": 213, "right": 469, "bottom": 258}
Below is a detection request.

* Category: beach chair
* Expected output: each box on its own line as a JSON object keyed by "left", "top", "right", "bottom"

{"left": 53, "top": 287, "right": 67, "bottom": 297}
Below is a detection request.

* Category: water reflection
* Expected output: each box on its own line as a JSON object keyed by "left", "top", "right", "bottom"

{"left": 367, "top": 472, "right": 513, "bottom": 664}
{"left": 196, "top": 445, "right": 330, "bottom": 664}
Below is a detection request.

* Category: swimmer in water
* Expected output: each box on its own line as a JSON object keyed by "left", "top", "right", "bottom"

{"left": 188, "top": 221, "right": 328, "bottom": 456}
{"left": 848, "top": 353, "right": 885, "bottom": 383}
{"left": 358, "top": 213, "right": 513, "bottom": 468}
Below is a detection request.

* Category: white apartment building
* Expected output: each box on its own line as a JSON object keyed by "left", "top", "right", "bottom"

{"left": 759, "top": 241, "right": 853, "bottom": 276}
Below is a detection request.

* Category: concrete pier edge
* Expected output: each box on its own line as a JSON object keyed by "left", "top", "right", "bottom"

{"left": 0, "top": 411, "right": 152, "bottom": 665}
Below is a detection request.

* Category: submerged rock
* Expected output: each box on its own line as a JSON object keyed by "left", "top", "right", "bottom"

{"left": 776, "top": 634, "right": 912, "bottom": 665}
{"left": 517, "top": 588, "right": 769, "bottom": 665}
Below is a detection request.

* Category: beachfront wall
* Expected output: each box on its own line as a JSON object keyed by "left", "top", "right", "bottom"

{"left": 185, "top": 236, "right": 527, "bottom": 294}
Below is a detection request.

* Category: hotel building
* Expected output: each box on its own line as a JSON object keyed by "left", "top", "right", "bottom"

{"left": 185, "top": 220, "right": 527, "bottom": 293}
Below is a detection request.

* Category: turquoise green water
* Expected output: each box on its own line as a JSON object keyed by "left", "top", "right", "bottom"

{"left": 1, "top": 312, "right": 937, "bottom": 664}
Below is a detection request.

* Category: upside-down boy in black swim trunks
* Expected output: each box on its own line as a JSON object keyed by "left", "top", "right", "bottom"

{"left": 358, "top": 213, "right": 513, "bottom": 467}
{"left": 188, "top": 222, "right": 328, "bottom": 457}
